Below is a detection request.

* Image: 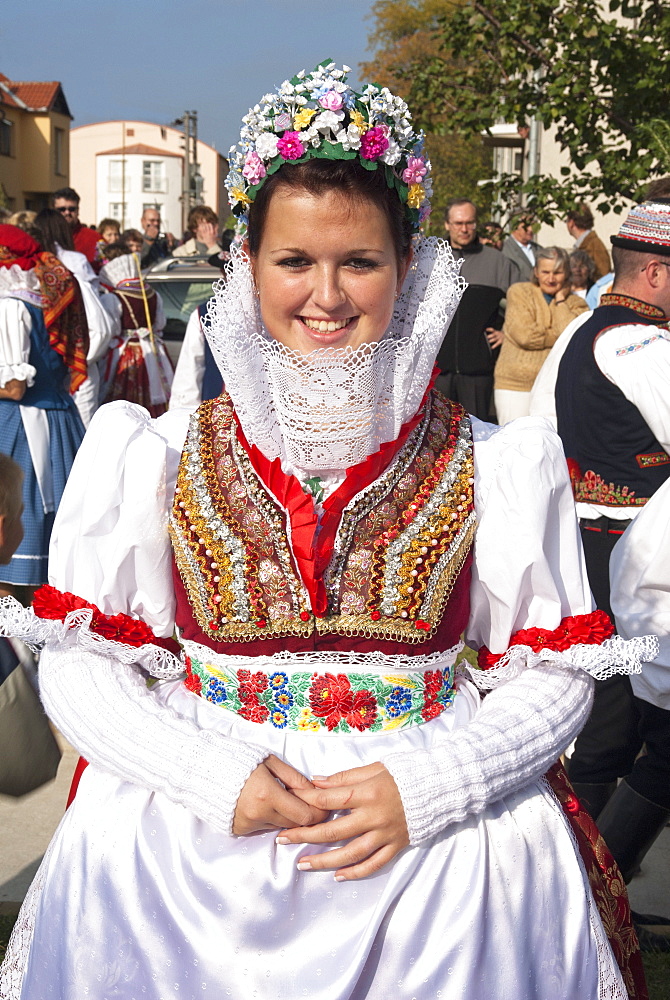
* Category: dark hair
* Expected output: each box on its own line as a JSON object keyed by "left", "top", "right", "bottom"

{"left": 52, "top": 187, "right": 80, "bottom": 205}
{"left": 644, "top": 176, "right": 670, "bottom": 201}
{"left": 103, "top": 241, "right": 132, "bottom": 261}
{"left": 444, "top": 198, "right": 477, "bottom": 223}
{"left": 567, "top": 204, "right": 594, "bottom": 230}
{"left": 98, "top": 217, "right": 120, "bottom": 235}
{"left": 34, "top": 208, "right": 75, "bottom": 254}
{"left": 120, "top": 228, "right": 144, "bottom": 245}
{"left": 247, "top": 159, "right": 413, "bottom": 266}
{"left": 612, "top": 245, "right": 657, "bottom": 283}
{"left": 0, "top": 453, "right": 23, "bottom": 519}
{"left": 187, "top": 205, "right": 219, "bottom": 232}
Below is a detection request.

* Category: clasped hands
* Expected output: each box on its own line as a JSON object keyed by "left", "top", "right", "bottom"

{"left": 232, "top": 754, "right": 409, "bottom": 881}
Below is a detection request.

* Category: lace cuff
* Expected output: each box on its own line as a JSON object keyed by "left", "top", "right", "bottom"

{"left": 0, "top": 362, "right": 36, "bottom": 389}
{"left": 0, "top": 590, "right": 184, "bottom": 680}
{"left": 464, "top": 610, "right": 658, "bottom": 691}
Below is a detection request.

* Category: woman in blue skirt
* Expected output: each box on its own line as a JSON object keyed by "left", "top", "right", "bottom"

{"left": 0, "top": 224, "right": 86, "bottom": 593}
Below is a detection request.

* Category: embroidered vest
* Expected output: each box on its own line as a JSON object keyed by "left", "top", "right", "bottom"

{"left": 113, "top": 286, "right": 158, "bottom": 333}
{"left": 556, "top": 301, "right": 670, "bottom": 507}
{"left": 170, "top": 390, "right": 475, "bottom": 657}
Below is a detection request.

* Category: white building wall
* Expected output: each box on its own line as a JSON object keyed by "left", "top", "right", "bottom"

{"left": 95, "top": 152, "right": 182, "bottom": 234}
{"left": 71, "top": 120, "right": 226, "bottom": 231}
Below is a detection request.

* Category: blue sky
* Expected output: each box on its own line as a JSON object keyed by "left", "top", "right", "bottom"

{"left": 1, "top": 0, "right": 376, "bottom": 155}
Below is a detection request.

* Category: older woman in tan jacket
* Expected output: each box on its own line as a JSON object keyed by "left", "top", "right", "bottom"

{"left": 494, "top": 246, "right": 589, "bottom": 424}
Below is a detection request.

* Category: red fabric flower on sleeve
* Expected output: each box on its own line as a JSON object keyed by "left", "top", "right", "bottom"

{"left": 31, "top": 584, "right": 180, "bottom": 654}
{"left": 477, "top": 610, "right": 615, "bottom": 670}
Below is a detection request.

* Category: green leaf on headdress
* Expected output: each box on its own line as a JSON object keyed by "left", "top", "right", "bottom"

{"left": 359, "top": 157, "right": 378, "bottom": 172}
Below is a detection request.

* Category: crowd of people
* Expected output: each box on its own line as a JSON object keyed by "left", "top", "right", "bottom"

{"left": 0, "top": 59, "right": 669, "bottom": 999}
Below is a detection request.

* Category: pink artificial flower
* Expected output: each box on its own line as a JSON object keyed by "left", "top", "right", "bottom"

{"left": 242, "top": 151, "right": 267, "bottom": 185}
{"left": 277, "top": 131, "right": 305, "bottom": 160}
{"left": 402, "top": 156, "right": 427, "bottom": 185}
{"left": 319, "top": 90, "right": 344, "bottom": 112}
{"left": 360, "top": 126, "right": 390, "bottom": 161}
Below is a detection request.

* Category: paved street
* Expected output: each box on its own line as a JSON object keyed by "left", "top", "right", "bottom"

{"left": 1, "top": 739, "right": 668, "bottom": 918}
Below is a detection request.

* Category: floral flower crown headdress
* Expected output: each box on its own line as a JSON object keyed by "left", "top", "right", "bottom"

{"left": 225, "top": 60, "right": 432, "bottom": 233}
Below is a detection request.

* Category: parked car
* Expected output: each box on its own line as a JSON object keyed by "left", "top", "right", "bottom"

{"left": 143, "top": 256, "right": 221, "bottom": 366}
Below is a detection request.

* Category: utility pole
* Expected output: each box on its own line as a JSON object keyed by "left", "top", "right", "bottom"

{"left": 182, "top": 111, "right": 191, "bottom": 235}
{"left": 173, "top": 110, "right": 200, "bottom": 233}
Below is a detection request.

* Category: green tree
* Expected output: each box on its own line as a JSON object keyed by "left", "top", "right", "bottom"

{"left": 360, "top": 0, "right": 493, "bottom": 235}
{"left": 403, "top": 0, "right": 670, "bottom": 223}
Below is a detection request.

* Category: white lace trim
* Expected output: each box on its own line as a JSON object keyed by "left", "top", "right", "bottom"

{"left": 181, "top": 637, "right": 464, "bottom": 676}
{"left": 461, "top": 634, "right": 659, "bottom": 691}
{"left": 0, "top": 265, "right": 41, "bottom": 304}
{"left": 0, "top": 362, "right": 36, "bottom": 389}
{"left": 0, "top": 832, "right": 58, "bottom": 999}
{"left": 203, "top": 238, "right": 465, "bottom": 472}
{"left": 0, "top": 597, "right": 184, "bottom": 680}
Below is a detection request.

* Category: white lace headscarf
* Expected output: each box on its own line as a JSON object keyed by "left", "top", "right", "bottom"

{"left": 203, "top": 237, "right": 465, "bottom": 474}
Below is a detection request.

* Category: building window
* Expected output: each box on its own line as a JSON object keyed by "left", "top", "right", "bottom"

{"left": 109, "top": 202, "right": 126, "bottom": 227}
{"left": 142, "top": 160, "right": 166, "bottom": 193}
{"left": 0, "top": 119, "right": 12, "bottom": 157}
{"left": 108, "top": 160, "right": 126, "bottom": 194}
{"left": 54, "top": 127, "right": 65, "bottom": 175}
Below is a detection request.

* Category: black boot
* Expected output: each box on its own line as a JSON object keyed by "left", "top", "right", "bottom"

{"left": 570, "top": 781, "right": 617, "bottom": 821}
{"left": 596, "top": 779, "right": 670, "bottom": 883}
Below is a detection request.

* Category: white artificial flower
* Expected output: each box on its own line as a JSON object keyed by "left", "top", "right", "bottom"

{"left": 381, "top": 138, "right": 402, "bottom": 166}
{"left": 342, "top": 65, "right": 351, "bottom": 73}
{"left": 296, "top": 69, "right": 306, "bottom": 79}
{"left": 255, "top": 132, "right": 279, "bottom": 161}
{"left": 335, "top": 125, "right": 361, "bottom": 151}
{"left": 313, "top": 110, "right": 345, "bottom": 132}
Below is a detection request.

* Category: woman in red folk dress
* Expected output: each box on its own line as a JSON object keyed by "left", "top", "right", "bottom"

{"left": 0, "top": 64, "right": 655, "bottom": 1000}
{"left": 99, "top": 250, "right": 173, "bottom": 417}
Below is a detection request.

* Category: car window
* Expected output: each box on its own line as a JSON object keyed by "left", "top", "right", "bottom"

{"left": 146, "top": 279, "right": 215, "bottom": 337}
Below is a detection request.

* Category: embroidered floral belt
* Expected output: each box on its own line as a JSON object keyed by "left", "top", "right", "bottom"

{"left": 184, "top": 652, "right": 457, "bottom": 735}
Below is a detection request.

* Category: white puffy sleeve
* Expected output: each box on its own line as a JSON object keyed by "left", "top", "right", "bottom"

{"left": 48, "top": 400, "right": 186, "bottom": 634}
{"left": 610, "top": 476, "right": 670, "bottom": 710}
{"left": 27, "top": 401, "right": 269, "bottom": 833}
{"left": 0, "top": 298, "right": 37, "bottom": 388}
{"left": 467, "top": 416, "right": 593, "bottom": 652}
{"left": 384, "top": 418, "right": 602, "bottom": 844}
{"left": 169, "top": 307, "right": 205, "bottom": 411}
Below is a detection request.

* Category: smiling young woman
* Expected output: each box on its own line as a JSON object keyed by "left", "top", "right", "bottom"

{"left": 0, "top": 63, "right": 652, "bottom": 1000}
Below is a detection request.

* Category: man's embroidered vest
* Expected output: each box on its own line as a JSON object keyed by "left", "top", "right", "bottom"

{"left": 556, "top": 301, "right": 670, "bottom": 507}
{"left": 170, "top": 390, "right": 475, "bottom": 657}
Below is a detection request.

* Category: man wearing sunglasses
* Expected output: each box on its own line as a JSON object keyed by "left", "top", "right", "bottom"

{"left": 52, "top": 187, "right": 99, "bottom": 264}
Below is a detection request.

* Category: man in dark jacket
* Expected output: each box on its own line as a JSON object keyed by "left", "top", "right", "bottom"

{"left": 438, "top": 199, "right": 517, "bottom": 419}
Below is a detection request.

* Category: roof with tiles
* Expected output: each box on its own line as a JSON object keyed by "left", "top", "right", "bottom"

{"left": 98, "top": 143, "right": 183, "bottom": 158}
{"left": 0, "top": 73, "right": 72, "bottom": 117}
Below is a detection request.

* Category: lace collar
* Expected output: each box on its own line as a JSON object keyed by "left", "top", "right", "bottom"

{"left": 0, "top": 263, "right": 42, "bottom": 306}
{"left": 202, "top": 237, "right": 465, "bottom": 473}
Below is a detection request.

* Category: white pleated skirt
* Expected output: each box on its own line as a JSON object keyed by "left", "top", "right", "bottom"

{"left": 2, "top": 677, "right": 626, "bottom": 1000}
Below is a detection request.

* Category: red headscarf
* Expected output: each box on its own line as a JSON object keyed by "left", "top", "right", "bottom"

{"left": 0, "top": 224, "right": 89, "bottom": 392}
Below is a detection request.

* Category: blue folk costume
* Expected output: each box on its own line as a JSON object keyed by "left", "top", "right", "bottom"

{"left": 0, "top": 225, "right": 86, "bottom": 586}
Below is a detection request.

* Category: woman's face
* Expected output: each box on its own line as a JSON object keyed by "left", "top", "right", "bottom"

{"left": 249, "top": 187, "right": 411, "bottom": 355}
{"left": 535, "top": 259, "right": 568, "bottom": 297}
{"left": 570, "top": 259, "right": 589, "bottom": 289}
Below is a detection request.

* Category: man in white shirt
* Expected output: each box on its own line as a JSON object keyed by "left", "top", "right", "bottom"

{"left": 501, "top": 214, "right": 542, "bottom": 283}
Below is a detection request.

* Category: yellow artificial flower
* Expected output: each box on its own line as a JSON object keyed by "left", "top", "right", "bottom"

{"left": 350, "top": 110, "right": 370, "bottom": 135}
{"left": 231, "top": 186, "right": 251, "bottom": 205}
{"left": 293, "top": 107, "right": 317, "bottom": 131}
{"left": 407, "top": 184, "right": 425, "bottom": 210}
